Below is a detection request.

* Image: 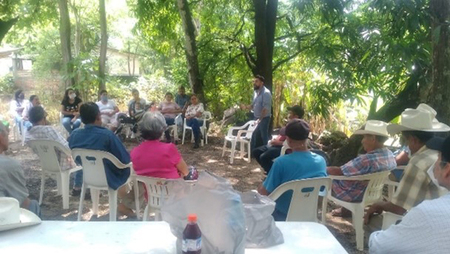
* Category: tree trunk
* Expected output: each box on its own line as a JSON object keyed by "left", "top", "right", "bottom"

{"left": 98, "top": 0, "right": 108, "bottom": 97}
{"left": 0, "top": 18, "right": 18, "bottom": 44}
{"left": 176, "top": 0, "right": 205, "bottom": 100}
{"left": 58, "top": 0, "right": 74, "bottom": 88}
{"left": 428, "top": 0, "right": 450, "bottom": 125}
{"left": 252, "top": 0, "right": 278, "bottom": 92}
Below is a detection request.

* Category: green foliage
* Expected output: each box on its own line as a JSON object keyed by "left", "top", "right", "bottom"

{"left": 0, "top": 74, "right": 16, "bottom": 95}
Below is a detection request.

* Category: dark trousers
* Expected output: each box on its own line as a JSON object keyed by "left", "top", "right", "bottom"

{"left": 164, "top": 117, "right": 175, "bottom": 141}
{"left": 186, "top": 118, "right": 204, "bottom": 141}
{"left": 252, "top": 145, "right": 282, "bottom": 173}
{"left": 250, "top": 116, "right": 270, "bottom": 152}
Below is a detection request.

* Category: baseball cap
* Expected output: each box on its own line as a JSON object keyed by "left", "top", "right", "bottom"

{"left": 285, "top": 119, "right": 310, "bottom": 140}
{"left": 287, "top": 105, "right": 305, "bottom": 118}
{"left": 426, "top": 137, "right": 450, "bottom": 162}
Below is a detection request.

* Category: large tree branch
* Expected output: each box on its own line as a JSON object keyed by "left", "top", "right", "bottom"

{"left": 240, "top": 44, "right": 257, "bottom": 74}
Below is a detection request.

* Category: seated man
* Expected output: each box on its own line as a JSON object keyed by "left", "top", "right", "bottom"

{"left": 96, "top": 90, "right": 120, "bottom": 131}
{"left": 369, "top": 136, "right": 450, "bottom": 253}
{"left": 69, "top": 102, "right": 134, "bottom": 216}
{"left": 22, "top": 95, "right": 41, "bottom": 130}
{"left": 0, "top": 121, "right": 40, "bottom": 216}
{"left": 364, "top": 105, "right": 450, "bottom": 233}
{"left": 258, "top": 119, "right": 327, "bottom": 221}
{"left": 253, "top": 105, "right": 304, "bottom": 174}
{"left": 25, "top": 106, "right": 76, "bottom": 172}
{"left": 328, "top": 120, "right": 396, "bottom": 217}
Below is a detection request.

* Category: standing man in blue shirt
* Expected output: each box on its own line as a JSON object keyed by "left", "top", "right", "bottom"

{"left": 175, "top": 86, "right": 189, "bottom": 110}
{"left": 69, "top": 102, "right": 134, "bottom": 216}
{"left": 241, "top": 75, "right": 272, "bottom": 152}
{"left": 258, "top": 119, "right": 327, "bottom": 221}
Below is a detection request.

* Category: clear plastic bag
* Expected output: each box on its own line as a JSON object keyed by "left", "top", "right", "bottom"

{"left": 240, "top": 191, "right": 284, "bottom": 248}
{"left": 161, "top": 171, "right": 246, "bottom": 254}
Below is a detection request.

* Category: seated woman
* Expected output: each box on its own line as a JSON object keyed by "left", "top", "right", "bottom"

{"left": 22, "top": 95, "right": 41, "bottom": 130}
{"left": 131, "top": 111, "right": 189, "bottom": 179}
{"left": 128, "top": 89, "right": 147, "bottom": 121}
{"left": 184, "top": 94, "right": 205, "bottom": 149}
{"left": 60, "top": 88, "right": 82, "bottom": 134}
{"left": 158, "top": 92, "right": 181, "bottom": 142}
{"left": 9, "top": 90, "right": 27, "bottom": 133}
{"left": 96, "top": 89, "right": 120, "bottom": 131}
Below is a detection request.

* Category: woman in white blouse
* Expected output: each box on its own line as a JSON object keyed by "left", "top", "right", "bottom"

{"left": 184, "top": 94, "right": 204, "bottom": 148}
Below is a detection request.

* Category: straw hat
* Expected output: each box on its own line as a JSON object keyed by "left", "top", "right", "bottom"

{"left": 387, "top": 104, "right": 450, "bottom": 134}
{"left": 353, "top": 120, "right": 389, "bottom": 137}
{"left": 0, "top": 197, "right": 41, "bottom": 232}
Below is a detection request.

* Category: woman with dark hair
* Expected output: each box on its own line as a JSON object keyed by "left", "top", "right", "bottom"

{"left": 158, "top": 92, "right": 181, "bottom": 142}
{"left": 60, "top": 88, "right": 82, "bottom": 134}
{"left": 185, "top": 94, "right": 204, "bottom": 148}
{"left": 9, "top": 90, "right": 26, "bottom": 131}
{"left": 131, "top": 111, "right": 189, "bottom": 178}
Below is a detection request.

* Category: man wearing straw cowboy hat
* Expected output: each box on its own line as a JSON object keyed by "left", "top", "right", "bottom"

{"left": 364, "top": 104, "right": 450, "bottom": 232}
{"left": 0, "top": 121, "right": 41, "bottom": 216}
{"left": 328, "top": 120, "right": 397, "bottom": 217}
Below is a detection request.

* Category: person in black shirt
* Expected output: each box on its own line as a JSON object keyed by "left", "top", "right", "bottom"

{"left": 60, "top": 88, "right": 82, "bottom": 134}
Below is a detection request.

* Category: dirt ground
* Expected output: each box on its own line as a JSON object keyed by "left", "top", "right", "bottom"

{"left": 7, "top": 132, "right": 366, "bottom": 254}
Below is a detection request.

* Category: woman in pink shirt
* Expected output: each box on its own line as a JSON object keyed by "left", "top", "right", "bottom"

{"left": 131, "top": 111, "right": 189, "bottom": 179}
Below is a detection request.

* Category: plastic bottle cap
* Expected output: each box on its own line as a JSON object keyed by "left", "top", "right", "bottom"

{"left": 187, "top": 214, "right": 197, "bottom": 222}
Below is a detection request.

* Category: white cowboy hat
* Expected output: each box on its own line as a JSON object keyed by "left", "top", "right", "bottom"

{"left": 387, "top": 104, "right": 450, "bottom": 134}
{"left": 353, "top": 120, "right": 389, "bottom": 137}
{"left": 0, "top": 197, "right": 41, "bottom": 232}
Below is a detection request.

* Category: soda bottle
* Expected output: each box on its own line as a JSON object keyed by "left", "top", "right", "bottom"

{"left": 182, "top": 214, "right": 202, "bottom": 254}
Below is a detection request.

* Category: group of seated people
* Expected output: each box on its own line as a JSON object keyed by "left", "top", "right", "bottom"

{"left": 254, "top": 103, "right": 450, "bottom": 252}
{"left": 4, "top": 87, "right": 450, "bottom": 251}
{"left": 9, "top": 89, "right": 42, "bottom": 133}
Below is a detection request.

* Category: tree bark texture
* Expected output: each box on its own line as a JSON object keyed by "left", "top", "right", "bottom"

{"left": 252, "top": 0, "right": 278, "bottom": 92}
{"left": 98, "top": 0, "right": 108, "bottom": 96}
{"left": 176, "top": 0, "right": 205, "bottom": 100}
{"left": 58, "top": 0, "right": 74, "bottom": 88}
{"left": 0, "top": 18, "right": 18, "bottom": 44}
{"left": 428, "top": 0, "right": 450, "bottom": 125}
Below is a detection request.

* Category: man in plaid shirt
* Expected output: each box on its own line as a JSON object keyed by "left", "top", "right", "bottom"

{"left": 328, "top": 120, "right": 396, "bottom": 216}
{"left": 364, "top": 105, "right": 450, "bottom": 234}
{"left": 25, "top": 106, "right": 76, "bottom": 172}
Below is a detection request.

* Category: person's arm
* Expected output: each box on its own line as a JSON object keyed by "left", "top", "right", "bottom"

{"left": 61, "top": 104, "right": 73, "bottom": 116}
{"left": 176, "top": 158, "right": 189, "bottom": 177}
{"left": 259, "top": 92, "right": 272, "bottom": 120}
{"left": 9, "top": 101, "right": 19, "bottom": 118}
{"left": 109, "top": 134, "right": 131, "bottom": 164}
{"left": 195, "top": 103, "right": 204, "bottom": 118}
{"left": 364, "top": 201, "right": 406, "bottom": 224}
{"left": 258, "top": 160, "right": 282, "bottom": 196}
{"left": 257, "top": 185, "right": 270, "bottom": 196}
{"left": 395, "top": 151, "right": 409, "bottom": 165}
{"left": 327, "top": 166, "right": 343, "bottom": 175}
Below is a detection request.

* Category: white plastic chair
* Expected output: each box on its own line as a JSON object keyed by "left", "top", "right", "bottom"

{"left": 133, "top": 175, "right": 174, "bottom": 221}
{"left": 28, "top": 140, "right": 82, "bottom": 209}
{"left": 222, "top": 120, "right": 257, "bottom": 164}
{"left": 182, "top": 111, "right": 212, "bottom": 146}
{"left": 268, "top": 177, "right": 331, "bottom": 223}
{"left": 280, "top": 140, "right": 290, "bottom": 156}
{"left": 328, "top": 170, "right": 390, "bottom": 251}
{"left": 71, "top": 149, "right": 132, "bottom": 221}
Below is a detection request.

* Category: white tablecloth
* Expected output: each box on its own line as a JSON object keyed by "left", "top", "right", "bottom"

{"left": 0, "top": 221, "right": 347, "bottom": 254}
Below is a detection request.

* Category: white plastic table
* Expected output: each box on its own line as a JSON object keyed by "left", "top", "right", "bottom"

{"left": 0, "top": 221, "right": 347, "bottom": 254}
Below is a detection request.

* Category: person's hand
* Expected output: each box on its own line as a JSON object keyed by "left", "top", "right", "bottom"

{"left": 364, "top": 204, "right": 383, "bottom": 224}
{"left": 23, "top": 116, "right": 29, "bottom": 121}
{"left": 186, "top": 116, "right": 192, "bottom": 120}
{"left": 256, "top": 119, "right": 261, "bottom": 124}
{"left": 73, "top": 112, "right": 80, "bottom": 117}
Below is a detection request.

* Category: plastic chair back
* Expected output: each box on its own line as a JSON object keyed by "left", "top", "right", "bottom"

{"left": 244, "top": 121, "right": 258, "bottom": 139}
{"left": 28, "top": 139, "right": 70, "bottom": 173}
{"left": 135, "top": 175, "right": 174, "bottom": 220}
{"left": 269, "top": 177, "right": 331, "bottom": 222}
{"left": 361, "top": 171, "right": 391, "bottom": 206}
{"left": 72, "top": 149, "right": 123, "bottom": 189}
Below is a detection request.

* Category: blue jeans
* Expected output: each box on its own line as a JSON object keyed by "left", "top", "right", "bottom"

{"left": 186, "top": 118, "right": 204, "bottom": 141}
{"left": 251, "top": 116, "right": 270, "bottom": 152}
{"left": 165, "top": 117, "right": 175, "bottom": 141}
{"left": 62, "top": 117, "right": 81, "bottom": 134}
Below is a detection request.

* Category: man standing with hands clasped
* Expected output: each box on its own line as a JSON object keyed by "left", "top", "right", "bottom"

{"left": 241, "top": 75, "right": 272, "bottom": 152}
